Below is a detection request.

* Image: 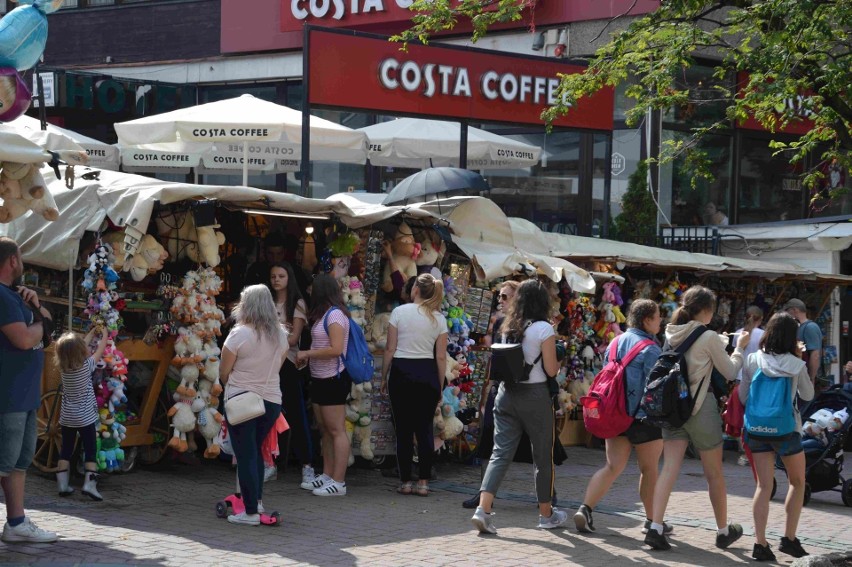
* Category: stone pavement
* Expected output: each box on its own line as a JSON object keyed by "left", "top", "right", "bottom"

{"left": 1, "top": 446, "right": 851, "bottom": 566}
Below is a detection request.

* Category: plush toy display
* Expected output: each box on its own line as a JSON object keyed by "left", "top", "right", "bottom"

{"left": 340, "top": 276, "right": 367, "bottom": 328}
{"left": 345, "top": 382, "right": 374, "bottom": 463}
{"left": 381, "top": 222, "right": 419, "bottom": 293}
{"left": 368, "top": 311, "right": 391, "bottom": 352}
{"left": 415, "top": 229, "right": 445, "bottom": 278}
{"left": 154, "top": 210, "right": 226, "bottom": 267}
{"left": 124, "top": 234, "right": 169, "bottom": 281}
{"left": 167, "top": 394, "right": 197, "bottom": 453}
{"left": 0, "top": 160, "right": 59, "bottom": 222}
{"left": 196, "top": 405, "right": 224, "bottom": 459}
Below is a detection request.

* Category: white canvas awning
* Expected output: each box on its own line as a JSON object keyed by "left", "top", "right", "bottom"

{"left": 358, "top": 118, "right": 541, "bottom": 170}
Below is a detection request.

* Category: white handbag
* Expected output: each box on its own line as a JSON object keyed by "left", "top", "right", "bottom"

{"left": 224, "top": 390, "right": 265, "bottom": 425}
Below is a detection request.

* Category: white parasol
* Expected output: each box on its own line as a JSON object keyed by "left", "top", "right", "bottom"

{"left": 358, "top": 118, "right": 542, "bottom": 169}
{"left": 114, "top": 94, "right": 367, "bottom": 185}
{"left": 4, "top": 115, "right": 120, "bottom": 170}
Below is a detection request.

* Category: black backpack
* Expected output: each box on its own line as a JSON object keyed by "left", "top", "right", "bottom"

{"left": 640, "top": 326, "right": 707, "bottom": 429}
{"left": 490, "top": 321, "right": 542, "bottom": 385}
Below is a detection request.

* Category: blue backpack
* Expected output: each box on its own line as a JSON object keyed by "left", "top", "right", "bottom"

{"left": 322, "top": 307, "right": 375, "bottom": 385}
{"left": 744, "top": 369, "right": 796, "bottom": 437}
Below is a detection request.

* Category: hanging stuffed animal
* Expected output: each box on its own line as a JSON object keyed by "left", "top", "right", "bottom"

{"left": 381, "top": 222, "right": 418, "bottom": 293}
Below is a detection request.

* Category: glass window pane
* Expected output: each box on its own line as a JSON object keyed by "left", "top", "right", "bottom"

{"left": 610, "top": 128, "right": 644, "bottom": 226}
{"left": 593, "top": 133, "right": 609, "bottom": 238}
{"left": 87, "top": 0, "right": 114, "bottom": 5}
{"left": 738, "top": 134, "right": 805, "bottom": 223}
{"left": 661, "top": 132, "right": 732, "bottom": 226}
{"left": 809, "top": 159, "right": 852, "bottom": 218}
{"left": 663, "top": 64, "right": 730, "bottom": 128}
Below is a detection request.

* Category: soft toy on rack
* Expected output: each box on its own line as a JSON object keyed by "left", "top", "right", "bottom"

{"left": 344, "top": 382, "right": 374, "bottom": 464}
{"left": 167, "top": 393, "right": 197, "bottom": 453}
{"left": 154, "top": 210, "right": 226, "bottom": 268}
{"left": 381, "top": 222, "right": 419, "bottom": 293}
{"left": 124, "top": 234, "right": 169, "bottom": 282}
{"left": 339, "top": 276, "right": 367, "bottom": 328}
{"left": 414, "top": 228, "right": 446, "bottom": 278}
{"left": 196, "top": 403, "right": 224, "bottom": 459}
{"left": 327, "top": 230, "right": 360, "bottom": 280}
{"left": 716, "top": 297, "right": 732, "bottom": 326}
{"left": 659, "top": 275, "right": 682, "bottom": 321}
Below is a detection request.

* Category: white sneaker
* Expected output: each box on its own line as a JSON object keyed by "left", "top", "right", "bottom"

{"left": 263, "top": 465, "right": 278, "bottom": 483}
{"left": 227, "top": 512, "right": 260, "bottom": 526}
{"left": 300, "top": 473, "right": 331, "bottom": 491}
{"left": 538, "top": 507, "right": 569, "bottom": 529}
{"left": 1, "top": 518, "right": 59, "bottom": 543}
{"left": 301, "top": 465, "right": 315, "bottom": 485}
{"left": 313, "top": 481, "right": 346, "bottom": 496}
{"left": 471, "top": 506, "right": 497, "bottom": 535}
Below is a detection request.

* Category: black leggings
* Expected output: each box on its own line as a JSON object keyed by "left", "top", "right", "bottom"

{"left": 60, "top": 423, "right": 98, "bottom": 463}
{"left": 388, "top": 358, "right": 441, "bottom": 482}
{"left": 280, "top": 358, "right": 314, "bottom": 466}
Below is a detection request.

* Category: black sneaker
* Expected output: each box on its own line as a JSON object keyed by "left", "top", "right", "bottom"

{"left": 752, "top": 543, "right": 776, "bottom": 561}
{"left": 462, "top": 492, "right": 481, "bottom": 509}
{"left": 644, "top": 527, "right": 671, "bottom": 550}
{"left": 573, "top": 504, "right": 595, "bottom": 533}
{"left": 715, "top": 523, "right": 744, "bottom": 549}
{"left": 779, "top": 536, "right": 808, "bottom": 558}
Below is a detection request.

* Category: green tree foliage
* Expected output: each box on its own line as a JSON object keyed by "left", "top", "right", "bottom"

{"left": 612, "top": 161, "right": 657, "bottom": 244}
{"left": 394, "top": 0, "right": 852, "bottom": 197}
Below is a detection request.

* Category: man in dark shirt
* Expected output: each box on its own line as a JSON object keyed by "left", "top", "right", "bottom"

{"left": 0, "top": 237, "right": 57, "bottom": 543}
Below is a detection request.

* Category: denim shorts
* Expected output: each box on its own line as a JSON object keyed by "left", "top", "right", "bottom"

{"left": 661, "top": 395, "right": 723, "bottom": 452}
{"left": 744, "top": 432, "right": 803, "bottom": 457}
{"left": 0, "top": 410, "right": 37, "bottom": 476}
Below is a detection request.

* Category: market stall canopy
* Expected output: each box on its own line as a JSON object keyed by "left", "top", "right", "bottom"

{"left": 0, "top": 165, "right": 443, "bottom": 270}
{"left": 0, "top": 130, "right": 70, "bottom": 164}
{"left": 383, "top": 167, "right": 490, "bottom": 205}
{"left": 4, "top": 115, "right": 120, "bottom": 170}
{"left": 358, "top": 118, "right": 541, "bottom": 170}
{"left": 114, "top": 94, "right": 368, "bottom": 182}
{"left": 509, "top": 216, "right": 852, "bottom": 283}
{"left": 412, "top": 197, "right": 596, "bottom": 292}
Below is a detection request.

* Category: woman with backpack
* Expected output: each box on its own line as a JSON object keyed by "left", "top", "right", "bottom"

{"left": 574, "top": 299, "right": 664, "bottom": 534}
{"left": 296, "top": 274, "right": 351, "bottom": 497}
{"left": 470, "top": 279, "right": 568, "bottom": 534}
{"left": 644, "top": 285, "right": 750, "bottom": 551}
{"left": 380, "top": 274, "right": 447, "bottom": 497}
{"left": 740, "top": 312, "right": 813, "bottom": 561}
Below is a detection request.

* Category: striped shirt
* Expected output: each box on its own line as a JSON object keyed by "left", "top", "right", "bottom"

{"left": 310, "top": 308, "right": 349, "bottom": 379}
{"left": 59, "top": 357, "right": 99, "bottom": 427}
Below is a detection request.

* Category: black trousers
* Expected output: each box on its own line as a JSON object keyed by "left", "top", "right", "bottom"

{"left": 280, "top": 358, "right": 314, "bottom": 467}
{"left": 388, "top": 358, "right": 441, "bottom": 482}
{"left": 60, "top": 423, "right": 97, "bottom": 463}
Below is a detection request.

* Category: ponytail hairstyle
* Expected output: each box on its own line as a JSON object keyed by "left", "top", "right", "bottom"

{"left": 415, "top": 273, "right": 444, "bottom": 323}
{"left": 670, "top": 285, "right": 716, "bottom": 325}
{"left": 626, "top": 299, "right": 659, "bottom": 331}
{"left": 500, "top": 279, "right": 550, "bottom": 339}
{"left": 308, "top": 273, "right": 350, "bottom": 323}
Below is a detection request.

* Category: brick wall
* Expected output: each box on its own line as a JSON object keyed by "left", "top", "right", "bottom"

{"left": 43, "top": 0, "right": 221, "bottom": 67}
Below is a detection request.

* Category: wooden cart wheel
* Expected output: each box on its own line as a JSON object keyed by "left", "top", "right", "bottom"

{"left": 138, "top": 395, "right": 170, "bottom": 466}
{"left": 32, "top": 389, "right": 68, "bottom": 473}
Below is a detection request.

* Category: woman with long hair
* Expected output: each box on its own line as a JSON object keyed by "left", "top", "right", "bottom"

{"left": 380, "top": 274, "right": 447, "bottom": 497}
{"left": 268, "top": 261, "right": 314, "bottom": 486}
{"left": 574, "top": 299, "right": 665, "bottom": 534}
{"left": 219, "top": 285, "right": 289, "bottom": 525}
{"left": 296, "top": 274, "right": 351, "bottom": 496}
{"left": 740, "top": 312, "right": 813, "bottom": 561}
{"left": 644, "top": 285, "right": 750, "bottom": 550}
{"left": 471, "top": 279, "right": 567, "bottom": 534}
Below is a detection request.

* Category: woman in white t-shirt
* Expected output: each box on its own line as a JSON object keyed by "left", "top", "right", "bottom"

{"left": 219, "top": 285, "right": 288, "bottom": 526}
{"left": 471, "top": 279, "right": 567, "bottom": 534}
{"left": 268, "top": 262, "right": 314, "bottom": 486}
{"left": 296, "top": 274, "right": 351, "bottom": 497}
{"left": 380, "top": 274, "right": 447, "bottom": 497}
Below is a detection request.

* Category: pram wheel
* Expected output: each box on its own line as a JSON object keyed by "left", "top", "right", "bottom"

{"left": 803, "top": 483, "right": 811, "bottom": 507}
{"left": 215, "top": 501, "right": 228, "bottom": 518}
{"left": 771, "top": 477, "right": 777, "bottom": 500}
{"left": 842, "top": 479, "right": 852, "bottom": 507}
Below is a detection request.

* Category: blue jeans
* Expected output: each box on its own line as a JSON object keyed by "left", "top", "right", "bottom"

{"left": 0, "top": 411, "right": 37, "bottom": 476}
{"left": 228, "top": 401, "right": 281, "bottom": 515}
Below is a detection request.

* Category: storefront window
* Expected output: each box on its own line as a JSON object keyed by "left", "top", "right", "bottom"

{"left": 593, "top": 133, "right": 610, "bottom": 237}
{"left": 662, "top": 64, "right": 731, "bottom": 129}
{"left": 661, "top": 132, "right": 732, "bottom": 226}
{"left": 610, "top": 129, "right": 644, "bottom": 227}
{"left": 737, "top": 134, "right": 806, "bottom": 223}
{"left": 481, "top": 130, "right": 581, "bottom": 235}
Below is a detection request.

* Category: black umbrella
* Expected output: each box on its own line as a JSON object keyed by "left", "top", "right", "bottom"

{"left": 381, "top": 167, "right": 490, "bottom": 205}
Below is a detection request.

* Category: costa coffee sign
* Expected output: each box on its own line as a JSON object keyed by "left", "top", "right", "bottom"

{"left": 308, "top": 29, "right": 613, "bottom": 129}
{"left": 289, "top": 0, "right": 412, "bottom": 25}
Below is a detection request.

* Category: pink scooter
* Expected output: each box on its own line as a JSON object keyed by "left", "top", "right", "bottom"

{"left": 215, "top": 473, "right": 281, "bottom": 526}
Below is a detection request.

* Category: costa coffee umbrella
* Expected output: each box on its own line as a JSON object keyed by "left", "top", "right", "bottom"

{"left": 114, "top": 94, "right": 367, "bottom": 185}
{"left": 359, "top": 118, "right": 541, "bottom": 169}
{"left": 382, "top": 167, "right": 490, "bottom": 205}
{"left": 5, "top": 115, "right": 120, "bottom": 170}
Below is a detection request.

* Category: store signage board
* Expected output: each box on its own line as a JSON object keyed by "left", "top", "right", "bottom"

{"left": 306, "top": 28, "right": 614, "bottom": 129}
{"left": 736, "top": 72, "right": 814, "bottom": 136}
{"left": 221, "top": 0, "right": 659, "bottom": 53}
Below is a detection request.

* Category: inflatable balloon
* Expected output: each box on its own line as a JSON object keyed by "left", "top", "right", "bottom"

{"left": 0, "top": 67, "right": 30, "bottom": 122}
{"left": 0, "top": 0, "right": 64, "bottom": 71}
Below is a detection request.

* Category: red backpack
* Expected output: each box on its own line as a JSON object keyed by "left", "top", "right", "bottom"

{"left": 582, "top": 336, "right": 654, "bottom": 439}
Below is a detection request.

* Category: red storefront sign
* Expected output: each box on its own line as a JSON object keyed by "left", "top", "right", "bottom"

{"left": 221, "top": 0, "right": 659, "bottom": 53}
{"left": 307, "top": 28, "right": 613, "bottom": 129}
{"left": 736, "top": 72, "right": 814, "bottom": 136}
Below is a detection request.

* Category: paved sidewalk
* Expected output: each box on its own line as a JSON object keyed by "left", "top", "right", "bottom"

{"left": 1, "top": 447, "right": 850, "bottom": 566}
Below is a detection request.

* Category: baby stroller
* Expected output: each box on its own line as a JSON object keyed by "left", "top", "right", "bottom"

{"left": 772, "top": 385, "right": 852, "bottom": 507}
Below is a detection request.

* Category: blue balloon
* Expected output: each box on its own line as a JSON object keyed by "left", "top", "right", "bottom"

{"left": 0, "top": 1, "right": 63, "bottom": 71}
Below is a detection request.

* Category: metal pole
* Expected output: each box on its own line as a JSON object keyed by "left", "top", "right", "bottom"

{"left": 68, "top": 245, "right": 74, "bottom": 329}
{"left": 242, "top": 142, "right": 248, "bottom": 187}
{"left": 300, "top": 26, "right": 312, "bottom": 197}
{"left": 459, "top": 121, "right": 468, "bottom": 169}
